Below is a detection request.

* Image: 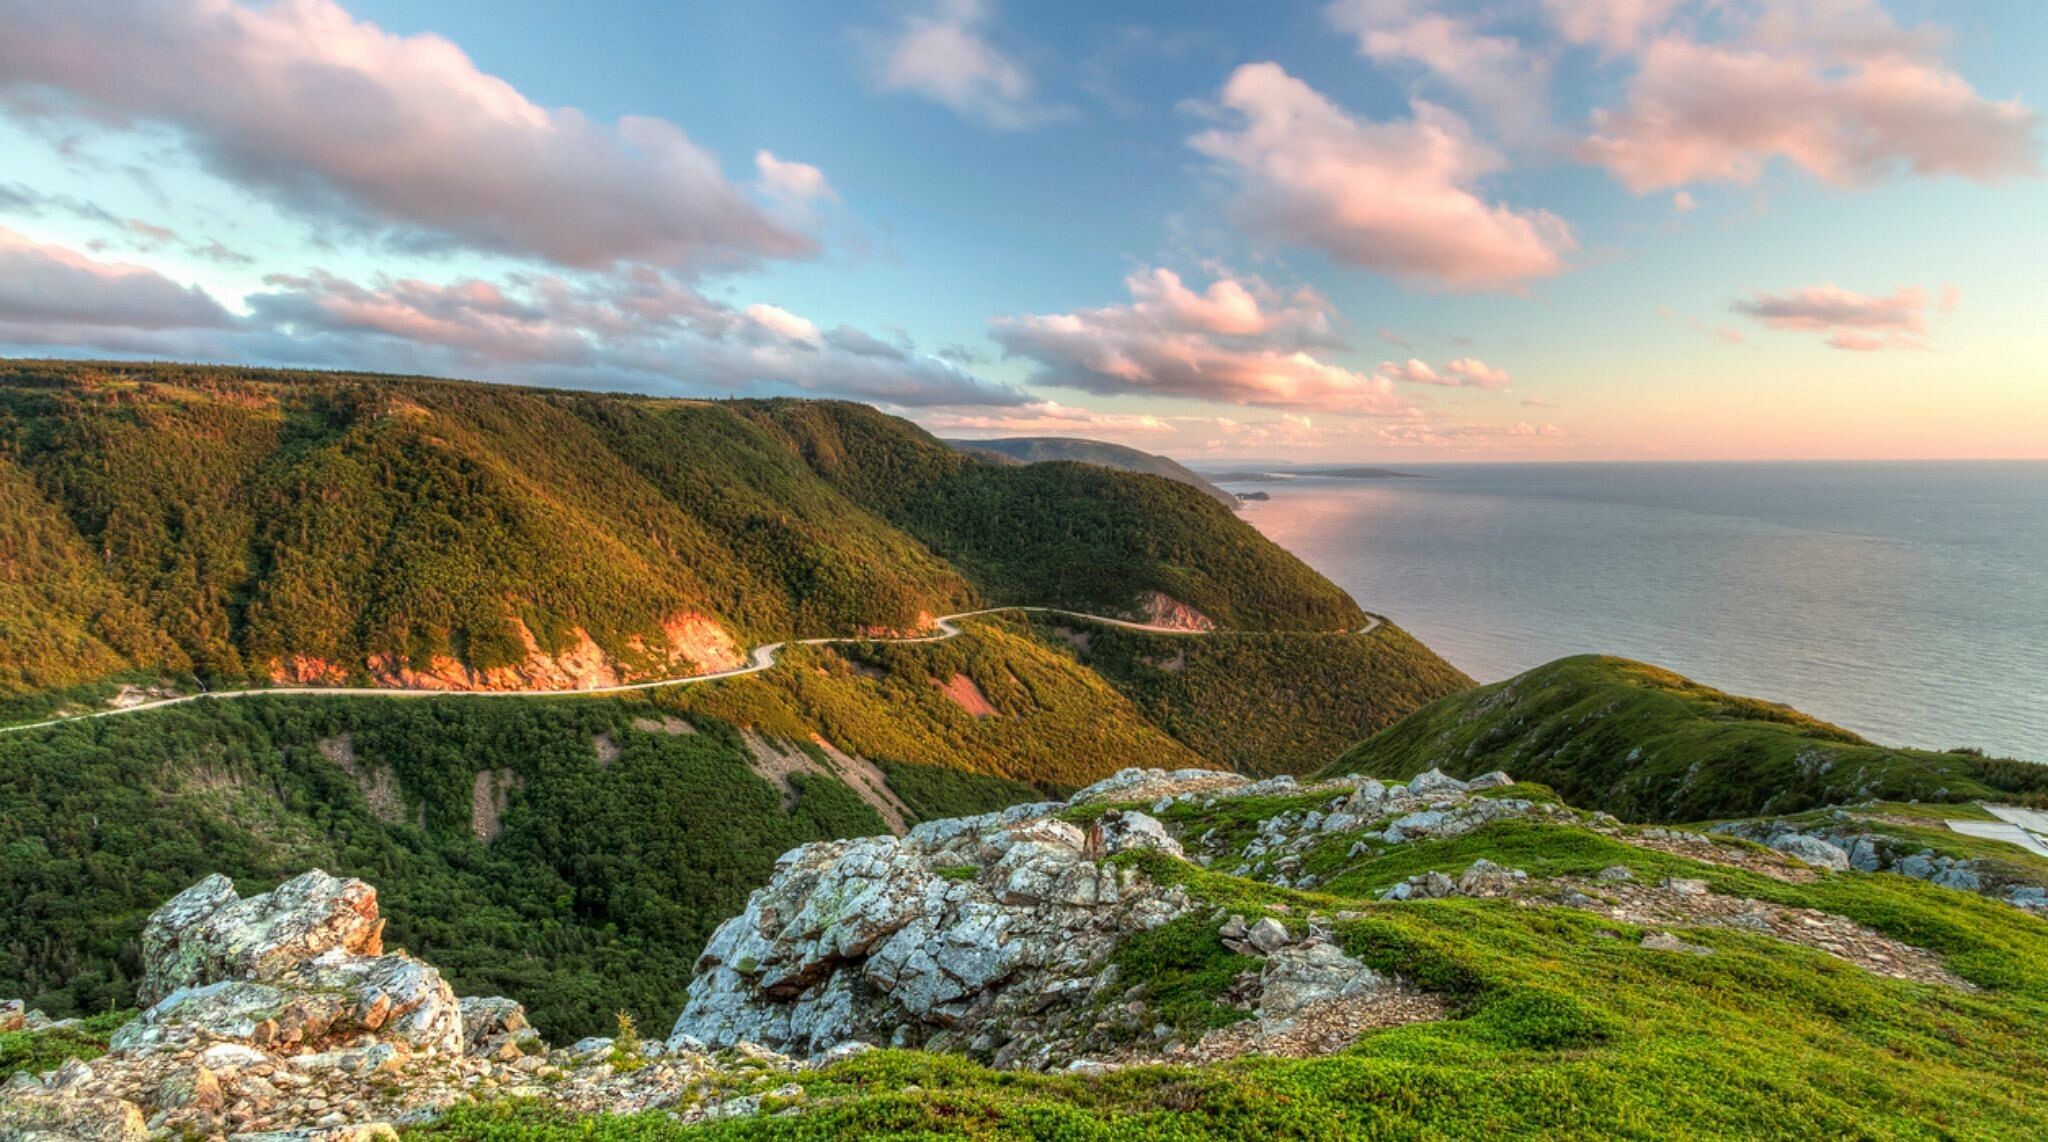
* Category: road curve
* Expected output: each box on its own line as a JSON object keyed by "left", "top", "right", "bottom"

{"left": 1, "top": 607, "right": 1386, "bottom": 735}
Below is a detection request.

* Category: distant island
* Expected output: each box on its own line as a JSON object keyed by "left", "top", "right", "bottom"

{"left": 1208, "top": 466, "right": 1428, "bottom": 482}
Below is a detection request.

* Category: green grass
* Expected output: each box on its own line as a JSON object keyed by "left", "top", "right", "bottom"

{"left": 1325, "top": 655, "right": 2047, "bottom": 821}
{"left": 0, "top": 1010, "right": 130, "bottom": 1081}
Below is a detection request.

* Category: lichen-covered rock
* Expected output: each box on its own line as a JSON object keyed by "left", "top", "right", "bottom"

{"left": 0, "top": 1093, "right": 148, "bottom": 1141}
{"left": 115, "top": 872, "right": 460, "bottom": 1055}
{"left": 1407, "top": 769, "right": 1469, "bottom": 797}
{"left": 671, "top": 802, "right": 1196, "bottom": 1060}
{"left": 138, "top": 872, "right": 382, "bottom": 1007}
{"left": 1455, "top": 859, "right": 1525, "bottom": 898}
{"left": 458, "top": 997, "right": 539, "bottom": 1058}
{"left": 1767, "top": 833, "right": 1851, "bottom": 872}
{"left": 1068, "top": 767, "right": 1249, "bottom": 805}
{"left": 1257, "top": 942, "right": 1382, "bottom": 1023}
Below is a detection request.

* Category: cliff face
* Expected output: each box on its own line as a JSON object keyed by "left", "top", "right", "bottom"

{"left": 270, "top": 612, "right": 745, "bottom": 691}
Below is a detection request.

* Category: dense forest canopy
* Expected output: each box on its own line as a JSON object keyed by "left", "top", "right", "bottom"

{"left": 0, "top": 360, "right": 1364, "bottom": 707}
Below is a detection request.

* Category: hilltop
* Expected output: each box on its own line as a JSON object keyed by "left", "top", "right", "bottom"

{"left": 0, "top": 360, "right": 1369, "bottom": 716}
{"left": 1323, "top": 655, "right": 2048, "bottom": 821}
{"left": 943, "top": 436, "right": 1239, "bottom": 509}
{"left": 10, "top": 764, "right": 2048, "bottom": 1137}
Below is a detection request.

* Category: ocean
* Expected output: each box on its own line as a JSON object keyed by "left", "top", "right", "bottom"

{"left": 1216, "top": 461, "right": 2048, "bottom": 761}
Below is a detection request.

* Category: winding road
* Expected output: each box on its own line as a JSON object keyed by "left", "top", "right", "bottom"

{"left": 1, "top": 607, "right": 1385, "bottom": 735}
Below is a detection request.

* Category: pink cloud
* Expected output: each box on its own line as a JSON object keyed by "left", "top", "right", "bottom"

{"left": 0, "top": 225, "right": 234, "bottom": 335}
{"left": 1190, "top": 63, "right": 1574, "bottom": 291}
{"left": 1376, "top": 355, "right": 1511, "bottom": 389}
{"left": 991, "top": 265, "right": 1413, "bottom": 413}
{"left": 0, "top": 0, "right": 814, "bottom": 272}
{"left": 920, "top": 401, "right": 1177, "bottom": 437}
{"left": 1327, "top": 0, "right": 1553, "bottom": 142}
{"left": 1543, "top": 0, "right": 1681, "bottom": 54}
{"left": 240, "top": 269, "right": 1027, "bottom": 404}
{"left": 872, "top": 0, "right": 1059, "bottom": 130}
{"left": 1730, "top": 282, "right": 1944, "bottom": 350}
{"left": 754, "top": 151, "right": 835, "bottom": 203}
{"left": 1582, "top": 27, "right": 2040, "bottom": 191}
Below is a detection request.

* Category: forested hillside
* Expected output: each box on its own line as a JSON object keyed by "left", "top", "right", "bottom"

{"left": 1326, "top": 655, "right": 2048, "bottom": 820}
{"left": 0, "top": 616, "right": 1209, "bottom": 1038}
{"left": 942, "top": 435, "right": 1240, "bottom": 508}
{"left": 1041, "top": 617, "right": 1472, "bottom": 776}
{"left": 0, "top": 361, "right": 1367, "bottom": 711}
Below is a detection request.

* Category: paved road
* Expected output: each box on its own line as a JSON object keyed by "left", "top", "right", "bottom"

{"left": 0, "top": 607, "right": 1385, "bottom": 735}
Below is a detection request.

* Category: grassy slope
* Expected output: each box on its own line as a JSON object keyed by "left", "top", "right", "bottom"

{"left": 419, "top": 787, "right": 2048, "bottom": 1139}
{"left": 0, "top": 621, "right": 1185, "bottom": 1037}
{"left": 1323, "top": 655, "right": 2047, "bottom": 821}
{"left": 1038, "top": 618, "right": 1474, "bottom": 777}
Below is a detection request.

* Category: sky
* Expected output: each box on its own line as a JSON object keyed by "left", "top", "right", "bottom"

{"left": 0, "top": 0, "right": 2042, "bottom": 461}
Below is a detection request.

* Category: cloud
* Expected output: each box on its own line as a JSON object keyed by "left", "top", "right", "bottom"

{"left": 1729, "top": 282, "right": 1942, "bottom": 350}
{"left": 0, "top": 225, "right": 236, "bottom": 341}
{"left": 241, "top": 269, "right": 1030, "bottom": 404}
{"left": 919, "top": 400, "right": 1177, "bottom": 437}
{"left": 1543, "top": 0, "right": 1681, "bottom": 54}
{"left": 1326, "top": 0, "right": 1553, "bottom": 143}
{"left": 1581, "top": 7, "right": 2040, "bottom": 191}
{"left": 754, "top": 151, "right": 835, "bottom": 203}
{"left": 0, "top": 227, "right": 1026, "bottom": 407}
{"left": 1375, "top": 355, "right": 1511, "bottom": 388}
{"left": 872, "top": 0, "right": 1060, "bottom": 130}
{"left": 992, "top": 265, "right": 1413, "bottom": 413}
{"left": 745, "top": 302, "right": 822, "bottom": 344}
{"left": 1672, "top": 190, "right": 1697, "bottom": 212}
{"left": 0, "top": 0, "right": 814, "bottom": 272}
{"left": 1375, "top": 326, "right": 1412, "bottom": 349}
{"left": 1190, "top": 63, "right": 1574, "bottom": 291}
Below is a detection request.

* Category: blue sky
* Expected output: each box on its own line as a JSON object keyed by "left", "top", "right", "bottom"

{"left": 0, "top": 0, "right": 2042, "bottom": 459}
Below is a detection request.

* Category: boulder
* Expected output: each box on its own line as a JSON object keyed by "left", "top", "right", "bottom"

{"left": 1257, "top": 942, "right": 1382, "bottom": 1022}
{"left": 0, "top": 999, "right": 23, "bottom": 1033}
{"left": 1246, "top": 918, "right": 1292, "bottom": 954}
{"left": 458, "top": 996, "right": 538, "bottom": 1057}
{"left": 1455, "top": 859, "right": 1523, "bottom": 898}
{"left": 1466, "top": 771, "right": 1515, "bottom": 791}
{"left": 114, "top": 872, "right": 461, "bottom": 1055}
{"left": 1407, "top": 769, "right": 1469, "bottom": 797}
{"left": 672, "top": 803, "right": 1196, "bottom": 1059}
{"left": 138, "top": 871, "right": 382, "bottom": 1007}
{"left": 1767, "top": 833, "right": 1850, "bottom": 872}
{"left": 1097, "top": 811, "right": 1183, "bottom": 859}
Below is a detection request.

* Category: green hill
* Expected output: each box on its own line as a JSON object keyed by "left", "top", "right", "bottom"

{"left": 1322, "top": 655, "right": 2047, "bottom": 820}
{"left": 0, "top": 361, "right": 1368, "bottom": 717}
{"left": 942, "top": 435, "right": 1240, "bottom": 509}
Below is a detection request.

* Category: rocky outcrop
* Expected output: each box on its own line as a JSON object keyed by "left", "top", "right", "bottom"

{"left": 275, "top": 612, "right": 744, "bottom": 692}
{"left": 1710, "top": 815, "right": 2048, "bottom": 912}
{"left": 1132, "top": 592, "right": 1214, "bottom": 632}
{"left": 114, "top": 872, "right": 461, "bottom": 1055}
{"left": 671, "top": 802, "right": 1197, "bottom": 1060}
